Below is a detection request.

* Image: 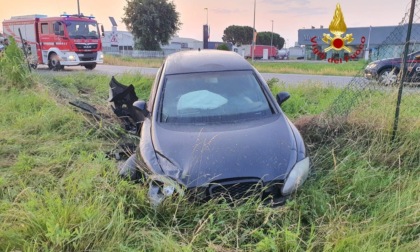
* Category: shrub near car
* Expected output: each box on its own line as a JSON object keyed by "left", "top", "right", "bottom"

{"left": 118, "top": 50, "right": 310, "bottom": 206}
{"left": 364, "top": 50, "right": 420, "bottom": 85}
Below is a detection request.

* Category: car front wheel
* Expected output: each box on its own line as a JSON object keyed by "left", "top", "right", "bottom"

{"left": 84, "top": 63, "right": 97, "bottom": 70}
{"left": 378, "top": 68, "right": 398, "bottom": 85}
{"left": 48, "top": 52, "right": 63, "bottom": 71}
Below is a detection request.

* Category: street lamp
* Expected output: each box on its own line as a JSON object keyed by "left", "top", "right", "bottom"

{"left": 203, "top": 8, "right": 209, "bottom": 49}
{"left": 270, "top": 20, "right": 273, "bottom": 60}
{"left": 77, "top": 0, "right": 80, "bottom": 16}
{"left": 252, "top": 0, "right": 256, "bottom": 62}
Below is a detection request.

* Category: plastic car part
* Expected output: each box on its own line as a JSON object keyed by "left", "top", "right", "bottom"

{"left": 108, "top": 76, "right": 143, "bottom": 133}
{"left": 147, "top": 175, "right": 184, "bottom": 207}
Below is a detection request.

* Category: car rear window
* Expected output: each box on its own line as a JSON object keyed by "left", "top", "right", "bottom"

{"left": 160, "top": 71, "right": 273, "bottom": 124}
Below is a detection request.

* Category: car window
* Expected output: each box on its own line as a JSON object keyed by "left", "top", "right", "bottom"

{"left": 160, "top": 71, "right": 273, "bottom": 123}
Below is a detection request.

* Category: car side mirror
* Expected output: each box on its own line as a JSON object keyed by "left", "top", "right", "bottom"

{"left": 276, "top": 92, "right": 290, "bottom": 106}
{"left": 133, "top": 100, "right": 149, "bottom": 134}
{"left": 101, "top": 25, "right": 105, "bottom": 37}
{"left": 133, "top": 100, "right": 149, "bottom": 117}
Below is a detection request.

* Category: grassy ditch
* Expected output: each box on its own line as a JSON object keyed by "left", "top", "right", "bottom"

{"left": 0, "top": 53, "right": 418, "bottom": 250}
{"left": 104, "top": 54, "right": 367, "bottom": 77}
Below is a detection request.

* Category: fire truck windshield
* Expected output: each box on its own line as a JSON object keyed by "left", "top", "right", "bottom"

{"left": 66, "top": 21, "right": 99, "bottom": 39}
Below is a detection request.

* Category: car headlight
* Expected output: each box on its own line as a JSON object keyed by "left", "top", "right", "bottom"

{"left": 282, "top": 157, "right": 310, "bottom": 195}
{"left": 68, "top": 55, "right": 76, "bottom": 61}
{"left": 148, "top": 174, "right": 184, "bottom": 207}
{"left": 366, "top": 63, "right": 377, "bottom": 69}
{"left": 99, "top": 52, "right": 104, "bottom": 60}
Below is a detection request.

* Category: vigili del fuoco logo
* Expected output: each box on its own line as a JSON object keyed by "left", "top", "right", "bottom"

{"left": 311, "top": 3, "right": 366, "bottom": 63}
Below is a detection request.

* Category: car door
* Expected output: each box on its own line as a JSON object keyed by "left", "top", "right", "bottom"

{"left": 406, "top": 51, "right": 420, "bottom": 81}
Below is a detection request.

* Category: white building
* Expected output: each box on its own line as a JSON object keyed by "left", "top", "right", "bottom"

{"left": 162, "top": 36, "right": 202, "bottom": 50}
{"left": 102, "top": 31, "right": 203, "bottom": 57}
{"left": 102, "top": 31, "right": 134, "bottom": 54}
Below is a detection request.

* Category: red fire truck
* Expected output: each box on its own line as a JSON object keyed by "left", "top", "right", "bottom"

{"left": 2, "top": 14, "right": 104, "bottom": 70}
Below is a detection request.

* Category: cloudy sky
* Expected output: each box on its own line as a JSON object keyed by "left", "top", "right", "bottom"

{"left": 0, "top": 0, "right": 412, "bottom": 46}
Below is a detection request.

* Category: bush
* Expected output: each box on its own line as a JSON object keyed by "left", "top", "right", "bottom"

{"left": 216, "top": 43, "right": 230, "bottom": 51}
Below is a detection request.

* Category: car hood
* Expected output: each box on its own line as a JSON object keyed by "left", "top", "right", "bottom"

{"left": 148, "top": 114, "right": 298, "bottom": 188}
{"left": 369, "top": 57, "right": 401, "bottom": 66}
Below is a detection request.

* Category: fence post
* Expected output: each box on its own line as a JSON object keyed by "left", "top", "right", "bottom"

{"left": 391, "top": 0, "right": 416, "bottom": 143}
{"left": 18, "top": 28, "right": 32, "bottom": 72}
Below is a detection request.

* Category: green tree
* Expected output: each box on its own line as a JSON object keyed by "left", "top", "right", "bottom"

{"left": 222, "top": 25, "right": 254, "bottom": 46}
{"left": 256, "top": 31, "right": 285, "bottom": 49}
{"left": 123, "top": 0, "right": 181, "bottom": 50}
{"left": 216, "top": 43, "right": 230, "bottom": 51}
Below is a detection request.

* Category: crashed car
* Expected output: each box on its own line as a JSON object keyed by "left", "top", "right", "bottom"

{"left": 113, "top": 50, "right": 310, "bottom": 206}
{"left": 364, "top": 50, "right": 420, "bottom": 85}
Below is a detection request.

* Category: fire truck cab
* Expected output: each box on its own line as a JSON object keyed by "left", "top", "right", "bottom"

{"left": 2, "top": 14, "right": 104, "bottom": 70}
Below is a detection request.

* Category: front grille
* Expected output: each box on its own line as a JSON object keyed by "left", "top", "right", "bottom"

{"left": 77, "top": 52, "right": 97, "bottom": 61}
{"left": 186, "top": 179, "right": 286, "bottom": 206}
{"left": 75, "top": 43, "right": 98, "bottom": 50}
{"left": 208, "top": 179, "right": 262, "bottom": 201}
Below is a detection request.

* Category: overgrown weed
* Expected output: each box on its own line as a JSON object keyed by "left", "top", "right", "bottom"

{"left": 0, "top": 37, "right": 34, "bottom": 89}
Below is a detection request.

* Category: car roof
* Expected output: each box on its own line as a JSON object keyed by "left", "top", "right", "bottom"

{"left": 163, "top": 50, "right": 254, "bottom": 75}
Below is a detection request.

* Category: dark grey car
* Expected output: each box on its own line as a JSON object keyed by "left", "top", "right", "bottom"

{"left": 118, "top": 50, "right": 310, "bottom": 206}
{"left": 364, "top": 50, "right": 420, "bottom": 85}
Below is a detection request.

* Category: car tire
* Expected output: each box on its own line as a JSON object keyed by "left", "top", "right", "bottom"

{"left": 48, "top": 52, "right": 62, "bottom": 71}
{"left": 378, "top": 68, "right": 398, "bottom": 85}
{"left": 84, "top": 63, "right": 97, "bottom": 70}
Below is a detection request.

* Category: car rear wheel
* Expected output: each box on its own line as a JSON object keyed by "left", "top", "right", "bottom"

{"left": 378, "top": 68, "right": 398, "bottom": 85}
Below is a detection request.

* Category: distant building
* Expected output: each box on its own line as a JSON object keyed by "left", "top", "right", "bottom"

{"left": 102, "top": 31, "right": 134, "bottom": 54}
{"left": 162, "top": 36, "right": 202, "bottom": 50}
{"left": 287, "top": 46, "right": 305, "bottom": 60}
{"left": 298, "top": 24, "right": 420, "bottom": 61}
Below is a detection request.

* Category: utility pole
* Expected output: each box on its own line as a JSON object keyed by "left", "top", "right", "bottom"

{"left": 252, "top": 0, "right": 256, "bottom": 62}
{"left": 77, "top": 0, "right": 81, "bottom": 15}
{"left": 205, "top": 8, "right": 208, "bottom": 25}
{"left": 270, "top": 20, "right": 273, "bottom": 59}
{"left": 203, "top": 8, "right": 209, "bottom": 49}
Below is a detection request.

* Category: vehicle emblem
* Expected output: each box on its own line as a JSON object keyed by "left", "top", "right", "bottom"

{"left": 322, "top": 3, "right": 354, "bottom": 52}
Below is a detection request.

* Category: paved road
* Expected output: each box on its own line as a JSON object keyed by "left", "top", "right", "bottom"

{"left": 35, "top": 64, "right": 356, "bottom": 87}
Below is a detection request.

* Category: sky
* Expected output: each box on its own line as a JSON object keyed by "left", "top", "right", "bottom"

{"left": 0, "top": 0, "right": 412, "bottom": 46}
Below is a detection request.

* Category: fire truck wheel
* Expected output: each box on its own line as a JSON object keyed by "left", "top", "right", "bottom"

{"left": 48, "top": 53, "right": 62, "bottom": 71}
{"left": 84, "top": 63, "right": 97, "bottom": 70}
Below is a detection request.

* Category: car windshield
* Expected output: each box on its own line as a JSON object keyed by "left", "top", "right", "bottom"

{"left": 160, "top": 71, "right": 273, "bottom": 123}
{"left": 66, "top": 21, "right": 99, "bottom": 39}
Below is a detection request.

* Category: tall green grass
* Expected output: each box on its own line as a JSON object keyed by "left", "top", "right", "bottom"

{"left": 253, "top": 60, "right": 367, "bottom": 76}
{"left": 104, "top": 54, "right": 164, "bottom": 68}
{"left": 0, "top": 70, "right": 418, "bottom": 250}
{"left": 0, "top": 37, "right": 33, "bottom": 89}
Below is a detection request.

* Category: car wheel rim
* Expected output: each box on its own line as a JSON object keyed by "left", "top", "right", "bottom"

{"left": 51, "top": 58, "right": 58, "bottom": 67}
{"left": 380, "top": 71, "right": 397, "bottom": 85}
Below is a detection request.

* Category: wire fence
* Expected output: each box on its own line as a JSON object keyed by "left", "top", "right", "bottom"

{"left": 324, "top": 0, "right": 420, "bottom": 142}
